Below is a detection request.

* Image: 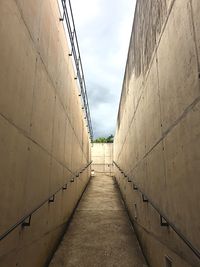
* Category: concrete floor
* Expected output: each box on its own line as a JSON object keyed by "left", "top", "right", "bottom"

{"left": 49, "top": 175, "right": 148, "bottom": 267}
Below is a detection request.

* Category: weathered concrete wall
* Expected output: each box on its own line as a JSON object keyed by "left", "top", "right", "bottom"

{"left": 0, "top": 0, "right": 91, "bottom": 266}
{"left": 114, "top": 0, "right": 200, "bottom": 266}
{"left": 91, "top": 143, "right": 113, "bottom": 176}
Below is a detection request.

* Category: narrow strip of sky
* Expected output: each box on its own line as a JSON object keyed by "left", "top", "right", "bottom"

{"left": 71, "top": 0, "right": 136, "bottom": 138}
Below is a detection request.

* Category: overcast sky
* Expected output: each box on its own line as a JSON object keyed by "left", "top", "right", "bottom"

{"left": 71, "top": 0, "right": 136, "bottom": 138}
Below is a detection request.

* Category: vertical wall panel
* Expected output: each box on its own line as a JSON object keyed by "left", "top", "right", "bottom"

{"left": 114, "top": 0, "right": 200, "bottom": 266}
{"left": 0, "top": 0, "right": 91, "bottom": 266}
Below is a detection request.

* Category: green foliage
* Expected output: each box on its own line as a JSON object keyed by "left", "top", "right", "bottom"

{"left": 93, "top": 134, "right": 114, "bottom": 143}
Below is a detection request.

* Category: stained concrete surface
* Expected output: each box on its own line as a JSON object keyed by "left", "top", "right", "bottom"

{"left": 49, "top": 175, "right": 147, "bottom": 267}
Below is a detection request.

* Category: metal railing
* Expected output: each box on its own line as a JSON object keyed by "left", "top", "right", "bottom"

{"left": 0, "top": 161, "right": 92, "bottom": 242}
{"left": 59, "top": 0, "right": 93, "bottom": 140}
{"left": 113, "top": 161, "right": 200, "bottom": 261}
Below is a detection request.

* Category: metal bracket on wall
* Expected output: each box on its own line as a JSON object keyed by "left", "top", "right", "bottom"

{"left": 160, "top": 215, "right": 169, "bottom": 227}
{"left": 48, "top": 195, "right": 55, "bottom": 203}
{"left": 128, "top": 178, "right": 132, "bottom": 183}
{"left": 142, "top": 194, "right": 148, "bottom": 202}
{"left": 133, "top": 184, "right": 138, "bottom": 190}
{"left": 62, "top": 184, "right": 67, "bottom": 191}
{"left": 22, "top": 215, "right": 32, "bottom": 228}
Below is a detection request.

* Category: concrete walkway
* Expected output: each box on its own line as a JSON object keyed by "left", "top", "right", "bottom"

{"left": 49, "top": 175, "right": 147, "bottom": 267}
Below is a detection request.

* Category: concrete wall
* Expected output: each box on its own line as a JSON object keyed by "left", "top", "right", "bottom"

{"left": 0, "top": 0, "right": 91, "bottom": 266}
{"left": 91, "top": 143, "right": 113, "bottom": 176}
{"left": 114, "top": 0, "right": 200, "bottom": 266}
